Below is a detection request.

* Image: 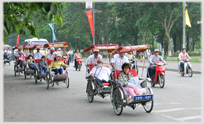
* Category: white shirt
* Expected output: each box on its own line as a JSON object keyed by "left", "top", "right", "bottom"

{"left": 55, "top": 51, "right": 62, "bottom": 56}
{"left": 14, "top": 51, "right": 25, "bottom": 57}
{"left": 34, "top": 52, "right": 43, "bottom": 60}
{"left": 68, "top": 51, "right": 73, "bottom": 55}
{"left": 133, "top": 50, "right": 137, "bottom": 56}
{"left": 27, "top": 52, "right": 34, "bottom": 57}
{"left": 85, "top": 54, "right": 102, "bottom": 66}
{"left": 146, "top": 49, "right": 151, "bottom": 56}
{"left": 111, "top": 54, "right": 129, "bottom": 71}
{"left": 46, "top": 52, "right": 56, "bottom": 60}
{"left": 89, "top": 66, "right": 111, "bottom": 82}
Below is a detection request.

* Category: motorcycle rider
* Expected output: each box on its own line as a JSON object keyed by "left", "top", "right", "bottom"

{"left": 178, "top": 48, "right": 191, "bottom": 73}
{"left": 73, "top": 50, "right": 82, "bottom": 68}
{"left": 148, "top": 49, "right": 167, "bottom": 79}
{"left": 85, "top": 49, "right": 102, "bottom": 67}
{"left": 127, "top": 51, "right": 135, "bottom": 60}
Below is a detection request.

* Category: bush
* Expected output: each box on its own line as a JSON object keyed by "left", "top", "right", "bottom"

{"left": 170, "top": 51, "right": 201, "bottom": 57}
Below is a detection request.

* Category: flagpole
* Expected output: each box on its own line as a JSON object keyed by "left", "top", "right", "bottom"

{"left": 183, "top": 2, "right": 185, "bottom": 49}
{"left": 92, "top": 2, "right": 95, "bottom": 45}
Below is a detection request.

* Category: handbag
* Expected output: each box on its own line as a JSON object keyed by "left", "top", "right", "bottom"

{"left": 127, "top": 79, "right": 136, "bottom": 87}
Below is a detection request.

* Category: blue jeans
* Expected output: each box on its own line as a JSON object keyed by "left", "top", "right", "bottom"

{"left": 147, "top": 66, "right": 156, "bottom": 78}
{"left": 52, "top": 68, "right": 63, "bottom": 75}
{"left": 179, "top": 62, "right": 184, "bottom": 71}
{"left": 39, "top": 67, "right": 47, "bottom": 73}
{"left": 29, "top": 64, "right": 35, "bottom": 70}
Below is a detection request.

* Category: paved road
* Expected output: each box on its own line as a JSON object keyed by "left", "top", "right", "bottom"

{"left": 4, "top": 61, "right": 201, "bottom": 122}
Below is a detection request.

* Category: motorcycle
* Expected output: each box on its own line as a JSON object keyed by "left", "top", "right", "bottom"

{"left": 129, "top": 58, "right": 139, "bottom": 75}
{"left": 63, "top": 56, "right": 68, "bottom": 65}
{"left": 150, "top": 61, "right": 165, "bottom": 88}
{"left": 180, "top": 59, "right": 193, "bottom": 77}
{"left": 75, "top": 57, "right": 82, "bottom": 71}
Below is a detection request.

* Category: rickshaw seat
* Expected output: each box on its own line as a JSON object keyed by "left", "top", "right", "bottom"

{"left": 113, "top": 69, "right": 138, "bottom": 79}
{"left": 102, "top": 82, "right": 110, "bottom": 86}
{"left": 89, "top": 65, "right": 109, "bottom": 71}
{"left": 47, "top": 60, "right": 54, "bottom": 65}
{"left": 25, "top": 57, "right": 28, "bottom": 61}
{"left": 35, "top": 59, "right": 42, "bottom": 63}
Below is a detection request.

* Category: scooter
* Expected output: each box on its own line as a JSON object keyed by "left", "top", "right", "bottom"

{"left": 75, "top": 57, "right": 82, "bottom": 71}
{"left": 150, "top": 61, "right": 165, "bottom": 88}
{"left": 63, "top": 56, "right": 68, "bottom": 65}
{"left": 180, "top": 59, "right": 193, "bottom": 77}
{"left": 129, "top": 58, "right": 139, "bottom": 75}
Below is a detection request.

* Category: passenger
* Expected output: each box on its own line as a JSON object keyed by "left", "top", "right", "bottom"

{"left": 85, "top": 49, "right": 102, "bottom": 67}
{"left": 111, "top": 52, "right": 129, "bottom": 71}
{"left": 89, "top": 60, "right": 111, "bottom": 89}
{"left": 39, "top": 56, "right": 48, "bottom": 74}
{"left": 48, "top": 54, "right": 67, "bottom": 75}
{"left": 27, "top": 55, "right": 35, "bottom": 70}
{"left": 118, "top": 63, "right": 142, "bottom": 98}
{"left": 17, "top": 52, "right": 25, "bottom": 68}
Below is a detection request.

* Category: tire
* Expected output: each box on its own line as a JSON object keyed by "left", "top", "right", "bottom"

{"left": 159, "top": 75, "right": 165, "bottom": 88}
{"left": 151, "top": 80, "right": 155, "bottom": 87}
{"left": 87, "top": 81, "right": 94, "bottom": 103}
{"left": 112, "top": 87, "right": 123, "bottom": 116}
{"left": 14, "top": 65, "right": 17, "bottom": 76}
{"left": 46, "top": 72, "right": 51, "bottom": 89}
{"left": 24, "top": 71, "right": 27, "bottom": 79}
{"left": 34, "top": 69, "right": 38, "bottom": 84}
{"left": 78, "top": 64, "right": 81, "bottom": 71}
{"left": 180, "top": 71, "right": 184, "bottom": 77}
{"left": 75, "top": 64, "right": 78, "bottom": 71}
{"left": 143, "top": 87, "right": 154, "bottom": 113}
{"left": 65, "top": 72, "right": 69, "bottom": 88}
{"left": 188, "top": 68, "right": 193, "bottom": 77}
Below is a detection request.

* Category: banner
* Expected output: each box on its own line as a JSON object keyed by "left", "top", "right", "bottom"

{"left": 16, "top": 34, "right": 19, "bottom": 46}
{"left": 86, "top": 11, "right": 94, "bottom": 37}
{"left": 185, "top": 4, "right": 191, "bottom": 27}
{"left": 48, "top": 23, "right": 57, "bottom": 41}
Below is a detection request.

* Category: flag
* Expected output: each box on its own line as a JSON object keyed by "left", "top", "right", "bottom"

{"left": 86, "top": 11, "right": 94, "bottom": 37}
{"left": 185, "top": 3, "right": 191, "bottom": 27}
{"left": 48, "top": 23, "right": 57, "bottom": 41}
{"left": 16, "top": 34, "right": 19, "bottom": 46}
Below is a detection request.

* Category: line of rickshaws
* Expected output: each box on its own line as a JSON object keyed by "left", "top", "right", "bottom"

{"left": 12, "top": 42, "right": 161, "bottom": 115}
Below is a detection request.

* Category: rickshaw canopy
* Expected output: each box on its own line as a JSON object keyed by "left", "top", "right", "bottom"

{"left": 109, "top": 45, "right": 150, "bottom": 55}
{"left": 12, "top": 46, "right": 24, "bottom": 50}
{"left": 34, "top": 44, "right": 45, "bottom": 49}
{"left": 23, "top": 45, "right": 35, "bottom": 49}
{"left": 43, "top": 42, "right": 68, "bottom": 48}
{"left": 83, "top": 44, "right": 119, "bottom": 54}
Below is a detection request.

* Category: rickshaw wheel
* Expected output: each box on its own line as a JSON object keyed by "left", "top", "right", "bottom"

{"left": 34, "top": 69, "right": 38, "bottom": 84}
{"left": 87, "top": 81, "right": 94, "bottom": 103}
{"left": 65, "top": 71, "right": 69, "bottom": 88}
{"left": 24, "top": 70, "right": 27, "bottom": 79}
{"left": 112, "top": 87, "right": 123, "bottom": 116}
{"left": 143, "top": 87, "right": 154, "bottom": 113}
{"left": 159, "top": 75, "right": 165, "bottom": 88}
{"left": 46, "top": 72, "right": 51, "bottom": 89}
{"left": 188, "top": 68, "right": 193, "bottom": 77}
{"left": 14, "top": 65, "right": 17, "bottom": 76}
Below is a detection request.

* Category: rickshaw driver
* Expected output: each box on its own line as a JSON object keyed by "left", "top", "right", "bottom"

{"left": 14, "top": 49, "right": 25, "bottom": 57}
{"left": 85, "top": 50, "right": 102, "bottom": 67}
{"left": 34, "top": 48, "right": 43, "bottom": 60}
{"left": 89, "top": 59, "right": 111, "bottom": 89}
{"left": 111, "top": 52, "right": 129, "bottom": 71}
{"left": 46, "top": 48, "right": 56, "bottom": 61}
{"left": 148, "top": 49, "right": 167, "bottom": 79}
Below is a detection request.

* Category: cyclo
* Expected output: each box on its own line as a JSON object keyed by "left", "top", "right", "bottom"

{"left": 3, "top": 46, "right": 11, "bottom": 66}
{"left": 84, "top": 44, "right": 119, "bottom": 102}
{"left": 108, "top": 45, "right": 154, "bottom": 116}
{"left": 44, "top": 42, "right": 69, "bottom": 89}
{"left": 23, "top": 44, "right": 35, "bottom": 79}
{"left": 33, "top": 44, "right": 47, "bottom": 84}
{"left": 13, "top": 46, "right": 26, "bottom": 76}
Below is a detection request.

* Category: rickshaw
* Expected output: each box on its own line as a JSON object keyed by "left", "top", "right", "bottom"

{"left": 84, "top": 44, "right": 119, "bottom": 102}
{"left": 33, "top": 44, "right": 47, "bottom": 84}
{"left": 3, "top": 47, "right": 11, "bottom": 65}
{"left": 23, "top": 45, "right": 35, "bottom": 79}
{"left": 44, "top": 42, "right": 69, "bottom": 89}
{"left": 13, "top": 46, "right": 26, "bottom": 76}
{"left": 108, "top": 45, "right": 154, "bottom": 115}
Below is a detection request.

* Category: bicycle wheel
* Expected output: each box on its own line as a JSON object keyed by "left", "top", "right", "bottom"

{"left": 65, "top": 71, "right": 69, "bottom": 88}
{"left": 24, "top": 69, "right": 27, "bottom": 79}
{"left": 112, "top": 87, "right": 123, "bottom": 116}
{"left": 188, "top": 68, "right": 193, "bottom": 77}
{"left": 34, "top": 69, "right": 38, "bottom": 84}
{"left": 87, "top": 81, "right": 94, "bottom": 103}
{"left": 159, "top": 75, "right": 165, "bottom": 88}
{"left": 14, "top": 65, "right": 17, "bottom": 76}
{"left": 143, "top": 87, "right": 154, "bottom": 113}
{"left": 46, "top": 72, "right": 51, "bottom": 89}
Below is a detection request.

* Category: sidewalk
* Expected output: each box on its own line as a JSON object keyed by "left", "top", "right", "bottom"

{"left": 81, "top": 57, "right": 201, "bottom": 74}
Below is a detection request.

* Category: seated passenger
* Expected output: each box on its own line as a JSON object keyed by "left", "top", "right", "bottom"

{"left": 27, "top": 55, "right": 35, "bottom": 70}
{"left": 118, "top": 63, "right": 142, "bottom": 99}
{"left": 17, "top": 52, "right": 25, "bottom": 68}
{"left": 39, "top": 56, "right": 48, "bottom": 74}
{"left": 89, "top": 60, "right": 111, "bottom": 89}
{"left": 48, "top": 54, "right": 67, "bottom": 75}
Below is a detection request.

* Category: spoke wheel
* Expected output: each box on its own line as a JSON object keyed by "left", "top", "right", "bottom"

{"left": 65, "top": 72, "right": 69, "bottom": 88}
{"left": 34, "top": 69, "right": 38, "bottom": 84}
{"left": 112, "top": 87, "right": 123, "bottom": 116}
{"left": 14, "top": 65, "right": 17, "bottom": 76}
{"left": 46, "top": 72, "right": 51, "bottom": 89}
{"left": 188, "top": 68, "right": 193, "bottom": 77}
{"left": 143, "top": 87, "right": 154, "bottom": 113}
{"left": 87, "top": 81, "right": 94, "bottom": 103}
{"left": 159, "top": 75, "right": 165, "bottom": 88}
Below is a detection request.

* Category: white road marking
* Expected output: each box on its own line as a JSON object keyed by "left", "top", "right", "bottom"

{"left": 178, "top": 115, "right": 202, "bottom": 121}
{"left": 154, "top": 107, "right": 201, "bottom": 113}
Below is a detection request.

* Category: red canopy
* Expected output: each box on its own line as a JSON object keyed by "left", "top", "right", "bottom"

{"left": 13, "top": 46, "right": 24, "bottom": 50}
{"left": 34, "top": 44, "right": 45, "bottom": 49}
{"left": 109, "top": 45, "right": 150, "bottom": 55}
{"left": 43, "top": 42, "right": 68, "bottom": 48}
{"left": 23, "top": 45, "right": 35, "bottom": 49}
{"left": 84, "top": 44, "right": 119, "bottom": 54}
